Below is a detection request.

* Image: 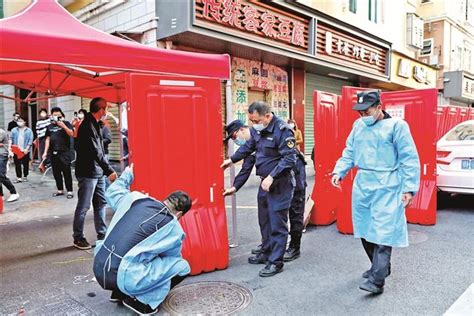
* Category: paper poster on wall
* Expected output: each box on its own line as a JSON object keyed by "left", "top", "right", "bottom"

{"left": 231, "top": 57, "right": 290, "bottom": 122}
{"left": 385, "top": 105, "right": 405, "bottom": 120}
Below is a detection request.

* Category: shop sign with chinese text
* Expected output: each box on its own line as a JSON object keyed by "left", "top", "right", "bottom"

{"left": 195, "top": 0, "right": 310, "bottom": 52}
{"left": 316, "top": 21, "right": 389, "bottom": 78}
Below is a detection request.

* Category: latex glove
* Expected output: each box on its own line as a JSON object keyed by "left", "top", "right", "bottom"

{"left": 331, "top": 174, "right": 342, "bottom": 190}
{"left": 261, "top": 175, "right": 274, "bottom": 192}
{"left": 222, "top": 187, "right": 236, "bottom": 196}
{"left": 401, "top": 192, "right": 414, "bottom": 208}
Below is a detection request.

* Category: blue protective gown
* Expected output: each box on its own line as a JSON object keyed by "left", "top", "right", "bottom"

{"left": 333, "top": 117, "right": 420, "bottom": 247}
{"left": 94, "top": 169, "right": 190, "bottom": 309}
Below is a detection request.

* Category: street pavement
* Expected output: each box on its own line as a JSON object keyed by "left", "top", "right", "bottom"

{"left": 0, "top": 164, "right": 473, "bottom": 315}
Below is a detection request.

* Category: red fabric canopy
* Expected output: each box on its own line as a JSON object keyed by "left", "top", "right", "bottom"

{"left": 0, "top": 0, "right": 230, "bottom": 103}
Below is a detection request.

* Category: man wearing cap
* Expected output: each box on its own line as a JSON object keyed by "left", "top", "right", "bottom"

{"left": 331, "top": 90, "right": 420, "bottom": 294}
{"left": 223, "top": 119, "right": 307, "bottom": 262}
{"left": 221, "top": 102, "right": 296, "bottom": 277}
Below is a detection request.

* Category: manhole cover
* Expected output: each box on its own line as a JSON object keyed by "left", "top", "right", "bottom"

{"left": 409, "top": 230, "right": 429, "bottom": 244}
{"left": 162, "top": 281, "right": 252, "bottom": 315}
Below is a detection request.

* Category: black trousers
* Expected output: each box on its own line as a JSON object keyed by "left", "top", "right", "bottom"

{"left": 0, "top": 155, "right": 16, "bottom": 196}
{"left": 289, "top": 189, "right": 305, "bottom": 236}
{"left": 361, "top": 238, "right": 392, "bottom": 286}
{"left": 51, "top": 151, "right": 73, "bottom": 192}
{"left": 13, "top": 154, "right": 30, "bottom": 178}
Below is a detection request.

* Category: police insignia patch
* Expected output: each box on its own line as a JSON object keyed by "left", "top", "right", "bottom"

{"left": 287, "top": 140, "right": 295, "bottom": 148}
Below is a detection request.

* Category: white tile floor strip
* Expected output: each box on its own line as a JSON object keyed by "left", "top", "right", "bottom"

{"left": 444, "top": 283, "right": 474, "bottom": 316}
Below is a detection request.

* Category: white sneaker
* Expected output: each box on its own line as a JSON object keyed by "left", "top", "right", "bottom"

{"left": 7, "top": 193, "right": 20, "bottom": 202}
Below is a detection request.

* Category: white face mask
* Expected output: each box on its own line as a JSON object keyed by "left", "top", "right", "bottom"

{"left": 78, "top": 113, "right": 85, "bottom": 120}
{"left": 253, "top": 123, "right": 264, "bottom": 131}
{"left": 289, "top": 123, "right": 295, "bottom": 129}
{"left": 40, "top": 113, "right": 47, "bottom": 119}
{"left": 17, "top": 122, "right": 25, "bottom": 128}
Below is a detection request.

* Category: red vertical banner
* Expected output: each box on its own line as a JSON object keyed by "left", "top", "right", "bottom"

{"left": 310, "top": 90, "right": 340, "bottom": 225}
{"left": 382, "top": 89, "right": 438, "bottom": 225}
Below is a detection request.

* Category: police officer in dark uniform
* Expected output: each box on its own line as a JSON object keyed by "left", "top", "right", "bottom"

{"left": 222, "top": 119, "right": 307, "bottom": 262}
{"left": 284, "top": 149, "right": 306, "bottom": 260}
{"left": 221, "top": 102, "right": 296, "bottom": 277}
{"left": 222, "top": 120, "right": 256, "bottom": 197}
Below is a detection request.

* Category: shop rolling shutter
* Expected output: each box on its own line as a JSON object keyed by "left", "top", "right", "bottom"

{"left": 304, "top": 73, "right": 352, "bottom": 154}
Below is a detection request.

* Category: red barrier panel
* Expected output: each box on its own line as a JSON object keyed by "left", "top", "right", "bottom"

{"left": 436, "top": 106, "right": 448, "bottom": 140}
{"left": 458, "top": 107, "right": 469, "bottom": 123}
{"left": 336, "top": 87, "right": 369, "bottom": 234}
{"left": 470, "top": 107, "right": 474, "bottom": 121}
{"left": 382, "top": 89, "right": 438, "bottom": 225}
{"left": 310, "top": 91, "right": 339, "bottom": 225}
{"left": 126, "top": 74, "right": 229, "bottom": 275}
{"left": 445, "top": 106, "right": 461, "bottom": 135}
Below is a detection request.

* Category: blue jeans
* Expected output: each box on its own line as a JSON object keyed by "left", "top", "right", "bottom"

{"left": 73, "top": 177, "right": 107, "bottom": 241}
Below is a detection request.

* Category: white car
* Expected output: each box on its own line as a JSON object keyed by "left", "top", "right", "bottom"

{"left": 437, "top": 120, "right": 474, "bottom": 195}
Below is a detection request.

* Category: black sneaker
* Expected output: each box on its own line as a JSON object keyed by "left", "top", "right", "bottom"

{"left": 123, "top": 297, "right": 158, "bottom": 315}
{"left": 259, "top": 263, "right": 283, "bottom": 277}
{"left": 251, "top": 244, "right": 263, "bottom": 255}
{"left": 359, "top": 280, "right": 384, "bottom": 294}
{"left": 248, "top": 253, "right": 268, "bottom": 265}
{"left": 109, "top": 290, "right": 127, "bottom": 303}
{"left": 283, "top": 247, "right": 300, "bottom": 262}
{"left": 73, "top": 238, "right": 91, "bottom": 250}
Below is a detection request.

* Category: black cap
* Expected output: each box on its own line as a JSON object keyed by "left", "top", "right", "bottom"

{"left": 224, "top": 120, "right": 245, "bottom": 142}
{"left": 352, "top": 90, "right": 381, "bottom": 111}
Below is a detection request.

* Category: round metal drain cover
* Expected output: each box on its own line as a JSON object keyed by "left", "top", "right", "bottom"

{"left": 409, "top": 230, "right": 428, "bottom": 244}
{"left": 162, "top": 281, "right": 252, "bottom": 315}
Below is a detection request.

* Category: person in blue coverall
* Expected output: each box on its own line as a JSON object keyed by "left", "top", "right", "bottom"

{"left": 221, "top": 101, "right": 296, "bottom": 277}
{"left": 222, "top": 119, "right": 307, "bottom": 262}
{"left": 93, "top": 164, "right": 192, "bottom": 315}
{"left": 331, "top": 90, "right": 420, "bottom": 294}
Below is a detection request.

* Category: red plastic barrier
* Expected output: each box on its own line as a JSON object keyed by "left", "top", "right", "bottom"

{"left": 382, "top": 89, "right": 438, "bottom": 225}
{"left": 310, "top": 91, "right": 339, "bottom": 225}
{"left": 126, "top": 74, "right": 229, "bottom": 275}
{"left": 445, "top": 106, "right": 460, "bottom": 135}
{"left": 470, "top": 107, "right": 474, "bottom": 121}
{"left": 336, "top": 87, "right": 369, "bottom": 234}
{"left": 436, "top": 106, "right": 448, "bottom": 140}
{"left": 0, "top": 196, "right": 3, "bottom": 214}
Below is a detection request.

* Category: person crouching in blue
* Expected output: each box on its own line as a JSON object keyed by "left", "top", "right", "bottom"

{"left": 93, "top": 164, "right": 192, "bottom": 315}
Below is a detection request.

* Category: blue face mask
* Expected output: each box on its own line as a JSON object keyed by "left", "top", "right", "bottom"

{"left": 234, "top": 138, "right": 246, "bottom": 146}
{"left": 253, "top": 124, "right": 264, "bottom": 131}
{"left": 361, "top": 110, "right": 380, "bottom": 126}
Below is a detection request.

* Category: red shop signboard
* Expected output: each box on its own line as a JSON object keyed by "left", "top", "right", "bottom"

{"left": 195, "top": 0, "right": 310, "bottom": 51}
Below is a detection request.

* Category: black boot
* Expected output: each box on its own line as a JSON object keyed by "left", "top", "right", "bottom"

{"left": 283, "top": 233, "right": 301, "bottom": 262}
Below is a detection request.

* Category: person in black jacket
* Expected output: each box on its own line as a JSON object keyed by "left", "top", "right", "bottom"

{"left": 72, "top": 97, "right": 117, "bottom": 250}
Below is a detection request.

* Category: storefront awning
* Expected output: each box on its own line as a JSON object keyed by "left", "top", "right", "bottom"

{"left": 0, "top": 0, "right": 230, "bottom": 103}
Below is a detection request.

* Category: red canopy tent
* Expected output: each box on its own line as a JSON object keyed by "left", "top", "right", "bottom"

{"left": 0, "top": 0, "right": 230, "bottom": 103}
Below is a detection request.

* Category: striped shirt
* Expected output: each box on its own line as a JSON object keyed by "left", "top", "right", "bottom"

{"left": 36, "top": 118, "right": 51, "bottom": 139}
